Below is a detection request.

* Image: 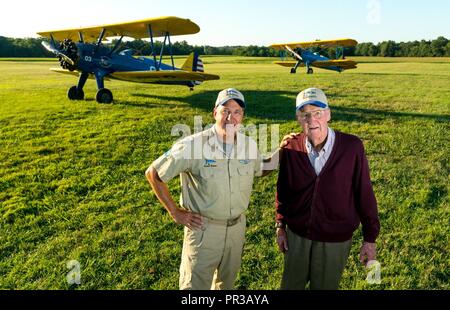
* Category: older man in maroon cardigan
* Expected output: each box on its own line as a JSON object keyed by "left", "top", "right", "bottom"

{"left": 276, "top": 88, "right": 380, "bottom": 290}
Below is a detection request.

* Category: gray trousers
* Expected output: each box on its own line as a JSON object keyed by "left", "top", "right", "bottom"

{"left": 281, "top": 227, "right": 352, "bottom": 290}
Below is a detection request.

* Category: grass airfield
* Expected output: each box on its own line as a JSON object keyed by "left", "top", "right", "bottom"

{"left": 0, "top": 56, "right": 449, "bottom": 289}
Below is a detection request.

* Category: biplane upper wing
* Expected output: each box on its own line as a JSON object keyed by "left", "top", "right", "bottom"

{"left": 37, "top": 16, "right": 200, "bottom": 41}
{"left": 270, "top": 38, "right": 358, "bottom": 50}
{"left": 110, "top": 70, "right": 220, "bottom": 83}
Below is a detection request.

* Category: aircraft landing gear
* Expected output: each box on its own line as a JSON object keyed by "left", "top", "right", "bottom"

{"left": 67, "top": 86, "right": 84, "bottom": 100}
{"left": 96, "top": 88, "right": 113, "bottom": 104}
{"left": 307, "top": 68, "right": 314, "bottom": 74}
{"left": 290, "top": 68, "right": 297, "bottom": 74}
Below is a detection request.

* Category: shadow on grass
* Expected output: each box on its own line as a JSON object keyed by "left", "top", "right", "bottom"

{"left": 127, "top": 90, "right": 450, "bottom": 123}
{"left": 331, "top": 105, "right": 450, "bottom": 123}
{"left": 130, "top": 90, "right": 298, "bottom": 122}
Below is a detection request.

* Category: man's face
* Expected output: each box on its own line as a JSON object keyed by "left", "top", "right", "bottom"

{"left": 213, "top": 99, "right": 244, "bottom": 136}
{"left": 297, "top": 104, "right": 331, "bottom": 142}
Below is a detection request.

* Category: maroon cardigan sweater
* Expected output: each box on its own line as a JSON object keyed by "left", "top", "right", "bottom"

{"left": 276, "top": 131, "right": 380, "bottom": 243}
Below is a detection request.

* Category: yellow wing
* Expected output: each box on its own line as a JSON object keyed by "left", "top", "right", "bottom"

{"left": 273, "top": 60, "right": 357, "bottom": 70}
{"left": 110, "top": 70, "right": 220, "bottom": 83}
{"left": 273, "top": 61, "right": 305, "bottom": 67}
{"left": 49, "top": 68, "right": 111, "bottom": 80}
{"left": 37, "top": 16, "right": 200, "bottom": 41}
{"left": 270, "top": 38, "right": 358, "bottom": 50}
{"left": 311, "top": 59, "right": 357, "bottom": 69}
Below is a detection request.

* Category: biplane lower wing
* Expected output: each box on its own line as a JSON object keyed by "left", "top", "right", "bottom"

{"left": 274, "top": 61, "right": 305, "bottom": 68}
{"left": 50, "top": 68, "right": 111, "bottom": 80}
{"left": 274, "top": 59, "right": 356, "bottom": 70}
{"left": 312, "top": 59, "right": 357, "bottom": 69}
{"left": 50, "top": 68, "right": 219, "bottom": 83}
{"left": 110, "top": 70, "right": 220, "bottom": 83}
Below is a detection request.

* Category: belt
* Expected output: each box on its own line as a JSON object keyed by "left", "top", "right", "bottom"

{"left": 206, "top": 215, "right": 241, "bottom": 227}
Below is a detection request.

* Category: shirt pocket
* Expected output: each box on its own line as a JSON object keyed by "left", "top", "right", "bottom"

{"left": 237, "top": 165, "right": 254, "bottom": 195}
{"left": 197, "top": 168, "right": 226, "bottom": 202}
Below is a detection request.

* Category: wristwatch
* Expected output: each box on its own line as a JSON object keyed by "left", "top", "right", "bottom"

{"left": 275, "top": 222, "right": 286, "bottom": 229}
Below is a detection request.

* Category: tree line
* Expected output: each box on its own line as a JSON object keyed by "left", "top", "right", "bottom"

{"left": 0, "top": 36, "right": 449, "bottom": 57}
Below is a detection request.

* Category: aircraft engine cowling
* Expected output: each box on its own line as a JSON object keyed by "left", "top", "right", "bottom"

{"left": 58, "top": 39, "right": 79, "bottom": 71}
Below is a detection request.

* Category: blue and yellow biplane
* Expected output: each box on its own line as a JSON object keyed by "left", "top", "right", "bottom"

{"left": 270, "top": 38, "right": 358, "bottom": 74}
{"left": 37, "top": 16, "right": 219, "bottom": 103}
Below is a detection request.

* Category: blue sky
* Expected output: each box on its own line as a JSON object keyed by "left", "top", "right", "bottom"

{"left": 1, "top": 0, "right": 449, "bottom": 46}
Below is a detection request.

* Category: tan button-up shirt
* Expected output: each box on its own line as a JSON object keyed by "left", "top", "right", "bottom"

{"left": 152, "top": 126, "right": 262, "bottom": 220}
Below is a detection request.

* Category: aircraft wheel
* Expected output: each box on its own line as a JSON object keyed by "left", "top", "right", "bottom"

{"left": 290, "top": 68, "right": 296, "bottom": 74}
{"left": 307, "top": 68, "right": 314, "bottom": 74}
{"left": 96, "top": 88, "right": 113, "bottom": 104}
{"left": 67, "top": 86, "right": 84, "bottom": 100}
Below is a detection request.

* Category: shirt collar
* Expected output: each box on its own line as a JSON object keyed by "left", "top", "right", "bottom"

{"left": 306, "top": 127, "right": 334, "bottom": 155}
{"left": 211, "top": 124, "right": 247, "bottom": 158}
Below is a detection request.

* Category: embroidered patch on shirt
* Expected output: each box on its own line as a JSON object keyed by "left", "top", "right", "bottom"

{"left": 239, "top": 160, "right": 251, "bottom": 165}
{"left": 204, "top": 159, "right": 217, "bottom": 167}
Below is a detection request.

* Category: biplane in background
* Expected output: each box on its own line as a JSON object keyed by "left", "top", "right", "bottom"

{"left": 37, "top": 16, "right": 219, "bottom": 103}
{"left": 269, "top": 38, "right": 358, "bottom": 74}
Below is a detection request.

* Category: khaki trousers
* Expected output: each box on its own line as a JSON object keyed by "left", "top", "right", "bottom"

{"left": 281, "top": 227, "right": 352, "bottom": 290}
{"left": 179, "top": 215, "right": 246, "bottom": 290}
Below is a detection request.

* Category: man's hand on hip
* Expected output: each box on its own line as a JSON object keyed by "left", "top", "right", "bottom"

{"left": 170, "top": 208, "right": 203, "bottom": 230}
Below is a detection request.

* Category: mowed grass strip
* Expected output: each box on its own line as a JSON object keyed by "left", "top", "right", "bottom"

{"left": 0, "top": 56, "right": 448, "bottom": 289}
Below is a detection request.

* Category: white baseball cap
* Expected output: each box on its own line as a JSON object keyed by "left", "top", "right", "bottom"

{"left": 296, "top": 88, "right": 329, "bottom": 111}
{"left": 215, "top": 88, "right": 245, "bottom": 108}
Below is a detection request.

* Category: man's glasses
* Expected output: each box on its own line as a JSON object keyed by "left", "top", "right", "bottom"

{"left": 221, "top": 108, "right": 244, "bottom": 117}
{"left": 297, "top": 109, "right": 327, "bottom": 122}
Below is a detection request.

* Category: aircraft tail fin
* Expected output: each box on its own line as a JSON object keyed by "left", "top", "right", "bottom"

{"left": 181, "top": 52, "right": 204, "bottom": 72}
{"left": 182, "top": 52, "right": 204, "bottom": 88}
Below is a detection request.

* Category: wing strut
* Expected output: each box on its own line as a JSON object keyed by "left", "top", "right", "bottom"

{"left": 109, "top": 35, "right": 124, "bottom": 55}
{"left": 50, "top": 34, "right": 57, "bottom": 48}
{"left": 167, "top": 32, "right": 175, "bottom": 70}
{"left": 157, "top": 33, "right": 168, "bottom": 71}
{"left": 147, "top": 25, "right": 158, "bottom": 70}
{"left": 95, "top": 28, "right": 106, "bottom": 53}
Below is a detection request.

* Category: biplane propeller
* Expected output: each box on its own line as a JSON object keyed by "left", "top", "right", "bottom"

{"left": 270, "top": 38, "right": 358, "bottom": 74}
{"left": 38, "top": 16, "right": 220, "bottom": 103}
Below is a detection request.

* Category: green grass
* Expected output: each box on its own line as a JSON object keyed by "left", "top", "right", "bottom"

{"left": 0, "top": 56, "right": 449, "bottom": 289}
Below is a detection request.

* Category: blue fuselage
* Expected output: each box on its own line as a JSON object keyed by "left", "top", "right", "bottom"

{"left": 300, "top": 49, "right": 343, "bottom": 72}
{"left": 75, "top": 42, "right": 177, "bottom": 75}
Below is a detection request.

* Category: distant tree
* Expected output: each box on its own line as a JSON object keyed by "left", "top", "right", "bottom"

{"left": 368, "top": 43, "right": 379, "bottom": 56}
{"left": 431, "top": 36, "right": 448, "bottom": 56}
{"left": 355, "top": 43, "right": 369, "bottom": 56}
{"left": 418, "top": 40, "right": 432, "bottom": 57}
{"left": 379, "top": 40, "right": 398, "bottom": 57}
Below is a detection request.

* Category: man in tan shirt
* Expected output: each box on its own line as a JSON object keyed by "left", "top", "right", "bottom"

{"left": 146, "top": 88, "right": 277, "bottom": 290}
